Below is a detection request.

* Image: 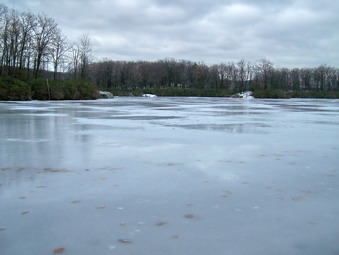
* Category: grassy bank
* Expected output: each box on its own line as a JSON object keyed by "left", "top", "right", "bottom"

{"left": 1, "top": 77, "right": 339, "bottom": 100}
{"left": 108, "top": 87, "right": 233, "bottom": 97}
{"left": 0, "top": 77, "right": 99, "bottom": 101}
{"left": 288, "top": 90, "right": 339, "bottom": 99}
{"left": 109, "top": 87, "right": 339, "bottom": 99}
{"left": 252, "top": 89, "right": 339, "bottom": 99}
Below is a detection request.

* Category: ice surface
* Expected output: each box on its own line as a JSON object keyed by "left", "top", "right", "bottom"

{"left": 1, "top": 97, "right": 339, "bottom": 255}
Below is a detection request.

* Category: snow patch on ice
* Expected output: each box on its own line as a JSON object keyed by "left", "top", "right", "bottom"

{"left": 234, "top": 91, "right": 254, "bottom": 99}
{"left": 6, "top": 138, "right": 49, "bottom": 143}
{"left": 141, "top": 94, "right": 157, "bottom": 97}
{"left": 23, "top": 113, "right": 68, "bottom": 117}
{"left": 98, "top": 91, "right": 114, "bottom": 99}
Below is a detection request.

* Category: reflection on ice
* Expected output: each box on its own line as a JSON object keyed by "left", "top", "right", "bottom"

{"left": 163, "top": 123, "right": 270, "bottom": 133}
{"left": 5, "top": 138, "right": 50, "bottom": 143}
{"left": 1, "top": 97, "right": 339, "bottom": 255}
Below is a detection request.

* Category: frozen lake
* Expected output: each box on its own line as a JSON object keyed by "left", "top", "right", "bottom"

{"left": 1, "top": 97, "right": 339, "bottom": 255}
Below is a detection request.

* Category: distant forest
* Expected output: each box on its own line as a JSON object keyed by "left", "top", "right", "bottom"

{"left": 1, "top": 3, "right": 338, "bottom": 98}
{"left": 91, "top": 59, "right": 339, "bottom": 92}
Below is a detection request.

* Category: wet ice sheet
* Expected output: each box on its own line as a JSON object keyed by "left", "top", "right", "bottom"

{"left": 1, "top": 97, "right": 339, "bottom": 255}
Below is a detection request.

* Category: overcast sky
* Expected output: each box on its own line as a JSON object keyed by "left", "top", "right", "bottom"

{"left": 4, "top": 0, "right": 339, "bottom": 67}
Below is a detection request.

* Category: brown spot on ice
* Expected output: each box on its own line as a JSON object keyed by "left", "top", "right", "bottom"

{"left": 161, "top": 162, "right": 182, "bottom": 166}
{"left": 21, "top": 211, "right": 29, "bottom": 215}
{"left": 155, "top": 222, "right": 167, "bottom": 226}
{"left": 45, "top": 169, "right": 71, "bottom": 173}
{"left": 222, "top": 190, "right": 232, "bottom": 197}
{"left": 171, "top": 235, "right": 179, "bottom": 239}
{"left": 184, "top": 214, "right": 194, "bottom": 219}
{"left": 71, "top": 200, "right": 81, "bottom": 204}
{"left": 53, "top": 248, "right": 65, "bottom": 254}
{"left": 117, "top": 239, "right": 133, "bottom": 244}
{"left": 292, "top": 196, "right": 303, "bottom": 201}
{"left": 218, "top": 160, "right": 232, "bottom": 163}
{"left": 0, "top": 228, "right": 6, "bottom": 231}
{"left": 18, "top": 196, "right": 27, "bottom": 200}
{"left": 36, "top": 185, "right": 47, "bottom": 189}
{"left": 96, "top": 206, "right": 106, "bottom": 210}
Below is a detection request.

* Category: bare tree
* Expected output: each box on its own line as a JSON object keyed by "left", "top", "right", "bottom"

{"left": 246, "top": 61, "right": 254, "bottom": 89}
{"left": 237, "top": 59, "right": 246, "bottom": 92}
{"left": 49, "top": 28, "right": 70, "bottom": 80}
{"left": 32, "top": 13, "right": 57, "bottom": 78}
{"left": 18, "top": 11, "right": 36, "bottom": 74}
{"left": 256, "top": 59, "right": 274, "bottom": 89}
{"left": 8, "top": 9, "right": 22, "bottom": 74}
{"left": 78, "top": 33, "right": 92, "bottom": 80}
{"left": 68, "top": 45, "right": 80, "bottom": 79}
{"left": 0, "top": 5, "right": 9, "bottom": 76}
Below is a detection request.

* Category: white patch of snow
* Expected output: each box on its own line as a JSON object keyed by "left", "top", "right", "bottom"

{"left": 141, "top": 94, "right": 157, "bottom": 97}
{"left": 235, "top": 91, "right": 254, "bottom": 99}
{"left": 98, "top": 91, "right": 114, "bottom": 99}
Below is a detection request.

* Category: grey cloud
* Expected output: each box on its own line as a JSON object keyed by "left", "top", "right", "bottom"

{"left": 2, "top": 0, "right": 339, "bottom": 67}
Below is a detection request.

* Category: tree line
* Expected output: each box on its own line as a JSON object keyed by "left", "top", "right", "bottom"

{"left": 89, "top": 58, "right": 339, "bottom": 92}
{"left": 0, "top": 3, "right": 92, "bottom": 81}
